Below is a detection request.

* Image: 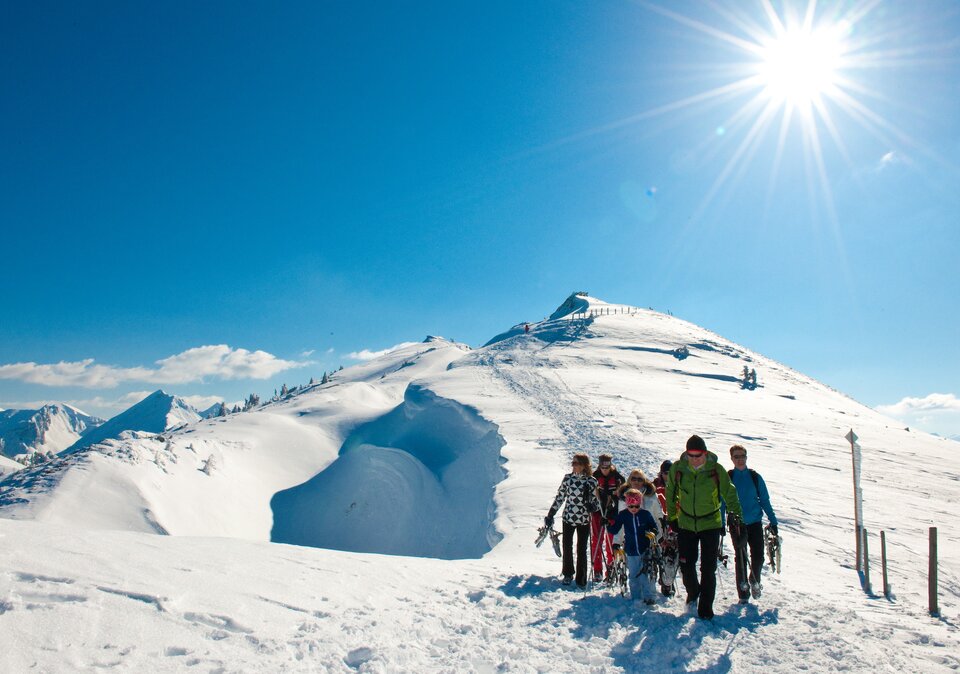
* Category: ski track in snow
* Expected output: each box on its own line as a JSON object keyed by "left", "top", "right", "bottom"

{"left": 481, "top": 328, "right": 661, "bottom": 473}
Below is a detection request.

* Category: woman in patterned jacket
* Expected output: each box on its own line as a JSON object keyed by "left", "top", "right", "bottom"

{"left": 544, "top": 453, "right": 602, "bottom": 588}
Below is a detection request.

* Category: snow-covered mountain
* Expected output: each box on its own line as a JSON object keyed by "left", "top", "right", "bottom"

{"left": 199, "top": 402, "right": 226, "bottom": 419}
{"left": 0, "top": 403, "right": 104, "bottom": 461}
{"left": 0, "top": 297, "right": 957, "bottom": 672}
{"left": 63, "top": 390, "right": 200, "bottom": 454}
{"left": 0, "top": 454, "right": 21, "bottom": 478}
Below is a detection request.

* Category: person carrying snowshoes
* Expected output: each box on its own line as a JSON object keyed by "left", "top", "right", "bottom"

{"left": 592, "top": 454, "right": 624, "bottom": 582}
{"left": 727, "top": 444, "right": 778, "bottom": 603}
{"left": 665, "top": 434, "right": 742, "bottom": 620}
{"left": 607, "top": 489, "right": 658, "bottom": 605}
{"left": 653, "top": 459, "right": 672, "bottom": 513}
{"left": 545, "top": 453, "right": 602, "bottom": 589}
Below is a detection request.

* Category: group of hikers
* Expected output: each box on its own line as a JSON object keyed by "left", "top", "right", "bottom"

{"left": 543, "top": 434, "right": 779, "bottom": 620}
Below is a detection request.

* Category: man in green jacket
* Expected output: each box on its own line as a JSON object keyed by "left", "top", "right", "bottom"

{"left": 665, "top": 434, "right": 743, "bottom": 620}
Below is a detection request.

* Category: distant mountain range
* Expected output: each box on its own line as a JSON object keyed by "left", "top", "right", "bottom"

{"left": 0, "top": 403, "right": 104, "bottom": 461}
{"left": 0, "top": 391, "right": 210, "bottom": 467}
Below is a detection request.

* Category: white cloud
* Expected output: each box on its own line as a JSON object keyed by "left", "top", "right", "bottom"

{"left": 180, "top": 395, "right": 244, "bottom": 413}
{"left": 876, "top": 393, "right": 960, "bottom": 437}
{"left": 0, "top": 359, "right": 152, "bottom": 388}
{"left": 346, "top": 342, "right": 418, "bottom": 362}
{"left": 300, "top": 349, "right": 316, "bottom": 357}
{"left": 0, "top": 391, "right": 154, "bottom": 417}
{"left": 0, "top": 345, "right": 308, "bottom": 389}
{"left": 875, "top": 150, "right": 910, "bottom": 173}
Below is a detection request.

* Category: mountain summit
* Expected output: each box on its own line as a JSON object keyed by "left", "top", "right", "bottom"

{"left": 64, "top": 390, "right": 200, "bottom": 453}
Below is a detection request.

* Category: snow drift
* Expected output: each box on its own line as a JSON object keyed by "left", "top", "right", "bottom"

{"left": 271, "top": 384, "right": 505, "bottom": 558}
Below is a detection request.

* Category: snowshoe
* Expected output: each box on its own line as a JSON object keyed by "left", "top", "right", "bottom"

{"left": 658, "top": 531, "right": 680, "bottom": 596}
{"left": 534, "top": 526, "right": 550, "bottom": 548}
{"left": 641, "top": 542, "right": 662, "bottom": 587}
{"left": 764, "top": 525, "right": 782, "bottom": 573}
{"left": 549, "top": 528, "right": 562, "bottom": 558}
{"left": 610, "top": 548, "right": 629, "bottom": 598}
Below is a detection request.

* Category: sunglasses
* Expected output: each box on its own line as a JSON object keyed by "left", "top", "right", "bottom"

{"left": 600, "top": 464, "right": 612, "bottom": 469}
{"left": 687, "top": 451, "right": 705, "bottom": 457}
{"left": 626, "top": 504, "right": 641, "bottom": 509}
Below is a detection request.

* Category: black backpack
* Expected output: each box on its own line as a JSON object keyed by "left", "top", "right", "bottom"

{"left": 728, "top": 468, "right": 761, "bottom": 494}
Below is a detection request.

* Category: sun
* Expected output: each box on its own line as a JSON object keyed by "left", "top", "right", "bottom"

{"left": 756, "top": 23, "right": 848, "bottom": 106}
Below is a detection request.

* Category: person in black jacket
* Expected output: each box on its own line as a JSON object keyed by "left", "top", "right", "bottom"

{"left": 592, "top": 453, "right": 625, "bottom": 582}
{"left": 545, "top": 453, "right": 601, "bottom": 588}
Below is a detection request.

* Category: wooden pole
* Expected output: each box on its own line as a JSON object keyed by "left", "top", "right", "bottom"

{"left": 880, "top": 530, "right": 890, "bottom": 598}
{"left": 862, "top": 527, "right": 872, "bottom": 594}
{"left": 929, "top": 527, "right": 939, "bottom": 615}
{"left": 847, "top": 429, "right": 861, "bottom": 571}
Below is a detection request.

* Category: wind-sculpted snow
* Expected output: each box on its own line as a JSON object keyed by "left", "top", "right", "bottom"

{"left": 271, "top": 384, "right": 505, "bottom": 558}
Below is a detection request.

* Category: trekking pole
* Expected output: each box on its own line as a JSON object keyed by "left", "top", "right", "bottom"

{"left": 716, "top": 536, "right": 727, "bottom": 596}
{"left": 585, "top": 522, "right": 593, "bottom": 595}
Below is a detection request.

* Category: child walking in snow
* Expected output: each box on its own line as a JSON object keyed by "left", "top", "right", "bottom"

{"left": 607, "top": 489, "right": 658, "bottom": 605}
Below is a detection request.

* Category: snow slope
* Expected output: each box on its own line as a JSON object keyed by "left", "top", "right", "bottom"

{"left": 0, "top": 403, "right": 104, "bottom": 460}
{"left": 0, "top": 297, "right": 957, "bottom": 672}
{"left": 0, "top": 454, "right": 20, "bottom": 478}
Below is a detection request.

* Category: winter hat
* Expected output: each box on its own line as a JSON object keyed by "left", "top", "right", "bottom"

{"left": 625, "top": 491, "right": 643, "bottom": 507}
{"left": 686, "top": 434, "right": 707, "bottom": 455}
{"left": 659, "top": 459, "right": 673, "bottom": 474}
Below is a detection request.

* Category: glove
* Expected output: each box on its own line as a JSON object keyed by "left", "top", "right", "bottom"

{"left": 544, "top": 514, "right": 554, "bottom": 528}
{"left": 727, "top": 513, "right": 742, "bottom": 537}
{"left": 607, "top": 517, "right": 616, "bottom": 527}
{"left": 612, "top": 543, "right": 622, "bottom": 551}
{"left": 769, "top": 524, "right": 779, "bottom": 536}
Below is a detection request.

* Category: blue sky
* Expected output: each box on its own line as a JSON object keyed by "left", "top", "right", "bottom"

{"left": 2, "top": 1, "right": 958, "bottom": 435}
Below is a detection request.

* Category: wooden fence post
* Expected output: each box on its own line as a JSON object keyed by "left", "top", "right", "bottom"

{"left": 930, "top": 527, "right": 939, "bottom": 615}
{"left": 880, "top": 530, "right": 890, "bottom": 598}
{"left": 862, "top": 527, "right": 872, "bottom": 594}
{"left": 847, "top": 430, "right": 862, "bottom": 571}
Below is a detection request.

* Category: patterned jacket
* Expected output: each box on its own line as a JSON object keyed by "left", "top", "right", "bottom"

{"left": 549, "top": 473, "right": 601, "bottom": 526}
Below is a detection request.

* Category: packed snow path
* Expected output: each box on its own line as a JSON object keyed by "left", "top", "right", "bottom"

{"left": 1, "top": 519, "right": 957, "bottom": 673}
{"left": 478, "top": 321, "right": 664, "bottom": 471}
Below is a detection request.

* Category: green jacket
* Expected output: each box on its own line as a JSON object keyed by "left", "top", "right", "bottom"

{"left": 666, "top": 451, "right": 742, "bottom": 532}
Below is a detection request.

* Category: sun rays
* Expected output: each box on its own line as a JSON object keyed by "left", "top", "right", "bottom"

{"left": 599, "top": 0, "right": 941, "bottom": 223}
